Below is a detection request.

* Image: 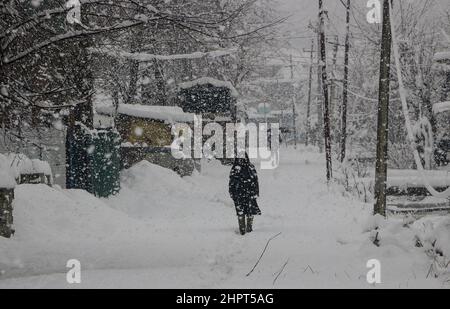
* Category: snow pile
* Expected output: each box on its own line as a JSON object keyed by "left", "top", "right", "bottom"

{"left": 96, "top": 104, "right": 195, "bottom": 123}
{"left": 431, "top": 219, "right": 450, "bottom": 259}
{"left": 179, "top": 77, "right": 239, "bottom": 98}
{"left": 433, "top": 101, "right": 450, "bottom": 114}
{"left": 0, "top": 184, "right": 155, "bottom": 278}
{"left": 106, "top": 160, "right": 232, "bottom": 220}
{"left": 414, "top": 216, "right": 450, "bottom": 276}
{"left": 359, "top": 214, "right": 449, "bottom": 285}
{"left": 106, "top": 160, "right": 192, "bottom": 217}
{"left": 362, "top": 214, "right": 450, "bottom": 280}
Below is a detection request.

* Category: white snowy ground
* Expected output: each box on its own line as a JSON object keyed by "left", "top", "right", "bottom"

{"left": 0, "top": 147, "right": 448, "bottom": 289}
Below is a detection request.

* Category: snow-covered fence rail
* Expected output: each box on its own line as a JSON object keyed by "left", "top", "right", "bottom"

{"left": 336, "top": 162, "right": 450, "bottom": 214}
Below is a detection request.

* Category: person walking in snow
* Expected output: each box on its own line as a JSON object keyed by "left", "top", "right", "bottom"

{"left": 229, "top": 153, "right": 261, "bottom": 235}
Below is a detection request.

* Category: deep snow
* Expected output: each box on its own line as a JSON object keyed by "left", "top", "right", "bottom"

{"left": 0, "top": 148, "right": 448, "bottom": 289}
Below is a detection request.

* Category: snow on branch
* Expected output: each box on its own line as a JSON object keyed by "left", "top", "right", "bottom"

{"left": 3, "top": 21, "right": 143, "bottom": 65}
{"left": 433, "top": 101, "right": 450, "bottom": 114}
{"left": 96, "top": 104, "right": 195, "bottom": 123}
{"left": 434, "top": 51, "right": 450, "bottom": 63}
{"left": 93, "top": 48, "right": 237, "bottom": 62}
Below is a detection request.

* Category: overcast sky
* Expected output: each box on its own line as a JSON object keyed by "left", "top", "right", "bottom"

{"left": 275, "top": 0, "right": 450, "bottom": 49}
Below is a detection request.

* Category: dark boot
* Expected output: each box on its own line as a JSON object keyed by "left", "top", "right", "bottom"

{"left": 246, "top": 216, "right": 254, "bottom": 233}
{"left": 238, "top": 216, "right": 246, "bottom": 235}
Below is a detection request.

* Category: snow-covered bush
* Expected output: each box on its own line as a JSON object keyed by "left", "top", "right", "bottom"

{"left": 388, "top": 142, "right": 415, "bottom": 169}
{"left": 335, "top": 159, "right": 373, "bottom": 203}
{"left": 414, "top": 217, "right": 450, "bottom": 278}
{"left": 413, "top": 117, "right": 435, "bottom": 170}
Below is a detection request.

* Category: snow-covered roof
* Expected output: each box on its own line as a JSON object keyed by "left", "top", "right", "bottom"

{"left": 433, "top": 101, "right": 450, "bottom": 114}
{"left": 178, "top": 77, "right": 239, "bottom": 98}
{"left": 96, "top": 104, "right": 195, "bottom": 123}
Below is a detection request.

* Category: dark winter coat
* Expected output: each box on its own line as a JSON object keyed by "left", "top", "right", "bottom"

{"left": 229, "top": 156, "right": 261, "bottom": 216}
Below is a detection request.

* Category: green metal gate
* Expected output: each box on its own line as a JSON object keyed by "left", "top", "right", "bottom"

{"left": 66, "top": 126, "right": 121, "bottom": 198}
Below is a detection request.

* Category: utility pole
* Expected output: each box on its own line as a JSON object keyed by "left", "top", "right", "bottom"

{"left": 290, "top": 54, "right": 298, "bottom": 149}
{"left": 374, "top": 0, "right": 392, "bottom": 217}
{"left": 319, "top": 0, "right": 333, "bottom": 182}
{"left": 304, "top": 39, "right": 315, "bottom": 147}
{"left": 341, "top": 0, "right": 351, "bottom": 162}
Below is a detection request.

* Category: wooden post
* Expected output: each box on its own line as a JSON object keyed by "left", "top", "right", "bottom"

{"left": 374, "top": 0, "right": 392, "bottom": 217}
{"left": 0, "top": 188, "right": 15, "bottom": 238}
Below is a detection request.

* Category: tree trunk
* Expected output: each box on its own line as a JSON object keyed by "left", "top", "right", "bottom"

{"left": 374, "top": 0, "right": 392, "bottom": 217}
{"left": 319, "top": 0, "right": 333, "bottom": 182}
{"left": 317, "top": 31, "right": 324, "bottom": 153}
{"left": 341, "top": 0, "right": 351, "bottom": 162}
{"left": 0, "top": 188, "right": 14, "bottom": 239}
{"left": 306, "top": 39, "right": 315, "bottom": 147}
{"left": 330, "top": 35, "right": 339, "bottom": 131}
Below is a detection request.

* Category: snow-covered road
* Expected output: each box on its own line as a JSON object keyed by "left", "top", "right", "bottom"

{"left": 0, "top": 148, "right": 448, "bottom": 288}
